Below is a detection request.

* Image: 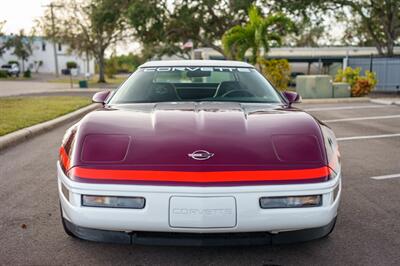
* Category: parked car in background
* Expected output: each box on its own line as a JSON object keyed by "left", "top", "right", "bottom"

{"left": 0, "top": 64, "right": 20, "bottom": 77}
{"left": 58, "top": 60, "right": 341, "bottom": 246}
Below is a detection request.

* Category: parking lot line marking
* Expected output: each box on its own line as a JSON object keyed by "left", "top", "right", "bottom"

{"left": 304, "top": 105, "right": 387, "bottom": 111}
{"left": 323, "top": 114, "right": 400, "bottom": 123}
{"left": 337, "top": 133, "right": 400, "bottom": 141}
{"left": 370, "top": 173, "right": 400, "bottom": 180}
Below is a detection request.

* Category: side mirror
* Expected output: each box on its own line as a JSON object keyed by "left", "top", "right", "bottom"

{"left": 282, "top": 91, "right": 301, "bottom": 107}
{"left": 92, "top": 90, "right": 111, "bottom": 104}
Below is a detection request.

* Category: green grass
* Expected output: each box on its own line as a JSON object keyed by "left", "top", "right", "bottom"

{"left": 0, "top": 96, "right": 91, "bottom": 136}
{"left": 48, "top": 76, "right": 126, "bottom": 85}
{"left": 0, "top": 76, "right": 32, "bottom": 81}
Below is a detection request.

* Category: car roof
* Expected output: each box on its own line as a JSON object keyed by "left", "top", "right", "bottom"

{"left": 139, "top": 60, "right": 254, "bottom": 68}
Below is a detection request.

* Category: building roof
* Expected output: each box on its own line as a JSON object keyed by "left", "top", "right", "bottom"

{"left": 139, "top": 60, "right": 254, "bottom": 68}
{"left": 195, "top": 46, "right": 400, "bottom": 63}
{"left": 267, "top": 46, "right": 400, "bottom": 57}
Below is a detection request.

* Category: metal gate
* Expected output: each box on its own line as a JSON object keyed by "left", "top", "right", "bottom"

{"left": 348, "top": 57, "right": 400, "bottom": 92}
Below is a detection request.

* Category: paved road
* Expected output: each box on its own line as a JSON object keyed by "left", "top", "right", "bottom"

{"left": 0, "top": 75, "right": 124, "bottom": 97}
{"left": 0, "top": 80, "right": 70, "bottom": 97}
{"left": 1, "top": 102, "right": 399, "bottom": 265}
{"left": 0, "top": 80, "right": 107, "bottom": 98}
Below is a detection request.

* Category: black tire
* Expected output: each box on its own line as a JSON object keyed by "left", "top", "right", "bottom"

{"left": 59, "top": 203, "right": 76, "bottom": 237}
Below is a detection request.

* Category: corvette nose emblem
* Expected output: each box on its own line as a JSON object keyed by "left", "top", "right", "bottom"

{"left": 188, "top": 150, "right": 214, "bottom": 161}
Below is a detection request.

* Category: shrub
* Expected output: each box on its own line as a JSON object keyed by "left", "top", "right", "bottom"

{"left": 258, "top": 59, "right": 291, "bottom": 91}
{"left": 334, "top": 67, "right": 361, "bottom": 87}
{"left": 66, "top": 61, "right": 77, "bottom": 69}
{"left": 365, "top": 70, "right": 377, "bottom": 87}
{"left": 105, "top": 56, "right": 118, "bottom": 78}
{"left": 23, "top": 69, "right": 31, "bottom": 78}
{"left": 8, "top": 60, "right": 19, "bottom": 66}
{"left": 114, "top": 53, "right": 144, "bottom": 73}
{"left": 0, "top": 70, "right": 8, "bottom": 78}
{"left": 352, "top": 71, "right": 377, "bottom": 97}
{"left": 335, "top": 67, "right": 377, "bottom": 97}
{"left": 118, "top": 62, "right": 134, "bottom": 73}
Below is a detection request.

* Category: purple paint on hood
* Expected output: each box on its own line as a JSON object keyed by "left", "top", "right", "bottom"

{"left": 70, "top": 102, "right": 327, "bottom": 171}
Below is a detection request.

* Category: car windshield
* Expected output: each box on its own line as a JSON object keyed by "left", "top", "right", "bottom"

{"left": 109, "top": 66, "right": 283, "bottom": 104}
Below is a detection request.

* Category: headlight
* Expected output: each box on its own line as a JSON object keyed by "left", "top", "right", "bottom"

{"left": 82, "top": 195, "right": 145, "bottom": 209}
{"left": 260, "top": 195, "right": 322, "bottom": 209}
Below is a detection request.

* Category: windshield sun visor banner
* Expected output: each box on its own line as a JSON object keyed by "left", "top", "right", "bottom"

{"left": 143, "top": 67, "right": 252, "bottom": 72}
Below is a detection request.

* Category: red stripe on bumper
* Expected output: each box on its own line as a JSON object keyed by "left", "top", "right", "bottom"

{"left": 68, "top": 166, "right": 331, "bottom": 183}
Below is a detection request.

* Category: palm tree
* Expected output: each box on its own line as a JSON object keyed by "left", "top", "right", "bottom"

{"left": 222, "top": 5, "right": 294, "bottom": 65}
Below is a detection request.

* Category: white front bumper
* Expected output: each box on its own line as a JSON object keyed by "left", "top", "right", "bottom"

{"left": 58, "top": 162, "right": 341, "bottom": 233}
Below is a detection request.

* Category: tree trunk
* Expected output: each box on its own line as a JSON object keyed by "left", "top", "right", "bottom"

{"left": 86, "top": 50, "right": 90, "bottom": 74}
{"left": 97, "top": 51, "right": 106, "bottom": 83}
{"left": 197, "top": 39, "right": 228, "bottom": 59}
{"left": 386, "top": 37, "right": 394, "bottom": 57}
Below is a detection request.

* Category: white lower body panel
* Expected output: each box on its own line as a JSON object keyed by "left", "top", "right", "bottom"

{"left": 58, "top": 162, "right": 341, "bottom": 234}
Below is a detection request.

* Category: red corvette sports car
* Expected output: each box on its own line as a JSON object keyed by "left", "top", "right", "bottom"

{"left": 58, "top": 60, "right": 341, "bottom": 245}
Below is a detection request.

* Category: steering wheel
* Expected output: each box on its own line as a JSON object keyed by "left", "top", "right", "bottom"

{"left": 221, "top": 90, "right": 255, "bottom": 98}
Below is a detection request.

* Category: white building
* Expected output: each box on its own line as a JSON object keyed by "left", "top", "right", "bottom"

{"left": 0, "top": 36, "right": 96, "bottom": 75}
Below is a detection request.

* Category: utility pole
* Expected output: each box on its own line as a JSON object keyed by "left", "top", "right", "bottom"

{"left": 43, "top": 3, "right": 63, "bottom": 77}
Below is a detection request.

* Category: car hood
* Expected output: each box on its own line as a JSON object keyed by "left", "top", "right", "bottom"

{"left": 69, "top": 102, "right": 328, "bottom": 173}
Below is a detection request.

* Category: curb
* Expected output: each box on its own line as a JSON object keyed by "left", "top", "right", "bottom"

{"left": 0, "top": 103, "right": 100, "bottom": 151}
{"left": 3, "top": 88, "right": 105, "bottom": 98}
{"left": 370, "top": 99, "right": 400, "bottom": 106}
{"left": 299, "top": 97, "right": 370, "bottom": 104}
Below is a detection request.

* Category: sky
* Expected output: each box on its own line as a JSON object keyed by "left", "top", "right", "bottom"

{"left": 0, "top": 0, "right": 52, "bottom": 34}
{"left": 0, "top": 0, "right": 139, "bottom": 54}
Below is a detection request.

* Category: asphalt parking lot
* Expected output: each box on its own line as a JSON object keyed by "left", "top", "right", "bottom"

{"left": 0, "top": 101, "right": 399, "bottom": 265}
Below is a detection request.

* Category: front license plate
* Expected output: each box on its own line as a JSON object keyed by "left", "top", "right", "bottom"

{"left": 169, "top": 196, "right": 237, "bottom": 228}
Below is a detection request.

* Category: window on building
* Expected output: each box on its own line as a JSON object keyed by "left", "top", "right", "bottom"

{"left": 58, "top": 43, "right": 62, "bottom": 51}
{"left": 42, "top": 42, "right": 46, "bottom": 51}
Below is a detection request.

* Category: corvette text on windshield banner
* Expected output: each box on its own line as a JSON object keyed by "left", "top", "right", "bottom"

{"left": 143, "top": 67, "right": 252, "bottom": 72}
{"left": 67, "top": 166, "right": 332, "bottom": 185}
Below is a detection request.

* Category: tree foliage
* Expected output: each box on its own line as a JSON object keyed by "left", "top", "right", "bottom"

{"left": 259, "top": 58, "right": 291, "bottom": 91}
{"left": 263, "top": 0, "right": 330, "bottom": 47}
{"left": 109, "top": 53, "right": 145, "bottom": 73}
{"left": 126, "top": 0, "right": 255, "bottom": 59}
{"left": 286, "top": 19, "right": 326, "bottom": 47}
{"left": 222, "top": 5, "right": 294, "bottom": 64}
{"left": 105, "top": 55, "right": 118, "bottom": 78}
{"left": 38, "top": 0, "right": 128, "bottom": 82}
{"left": 275, "top": 0, "right": 400, "bottom": 56}
{"left": 338, "top": 0, "right": 400, "bottom": 54}
{"left": 0, "top": 21, "right": 7, "bottom": 57}
{"left": 6, "top": 30, "right": 33, "bottom": 72}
